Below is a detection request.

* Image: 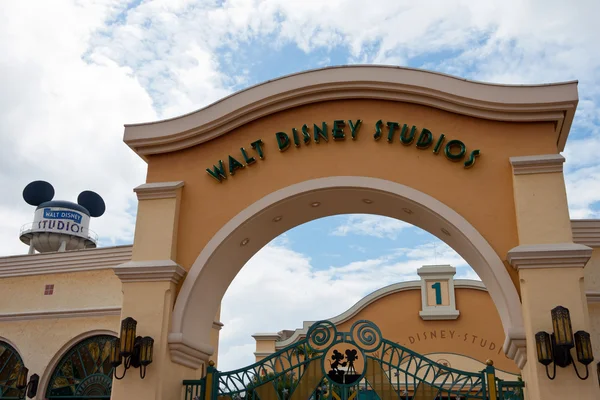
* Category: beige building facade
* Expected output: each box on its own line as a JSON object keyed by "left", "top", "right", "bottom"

{"left": 0, "top": 66, "right": 599, "bottom": 400}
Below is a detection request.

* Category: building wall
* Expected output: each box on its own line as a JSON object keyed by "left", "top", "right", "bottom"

{"left": 333, "top": 287, "right": 518, "bottom": 373}
{"left": 259, "top": 283, "right": 519, "bottom": 376}
{"left": 0, "top": 269, "right": 122, "bottom": 313}
{"left": 0, "top": 316, "right": 119, "bottom": 395}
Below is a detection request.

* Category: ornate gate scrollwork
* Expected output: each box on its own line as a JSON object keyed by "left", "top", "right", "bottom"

{"left": 184, "top": 320, "right": 524, "bottom": 400}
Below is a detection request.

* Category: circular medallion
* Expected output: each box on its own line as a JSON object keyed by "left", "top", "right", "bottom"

{"left": 322, "top": 343, "right": 365, "bottom": 387}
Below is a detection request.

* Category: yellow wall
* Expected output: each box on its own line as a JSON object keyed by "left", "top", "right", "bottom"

{"left": 0, "top": 270, "right": 122, "bottom": 312}
{"left": 336, "top": 288, "right": 517, "bottom": 373}
{"left": 0, "top": 269, "right": 123, "bottom": 397}
{"left": 144, "top": 99, "right": 559, "bottom": 294}
{"left": 268, "top": 287, "right": 519, "bottom": 374}
{"left": 0, "top": 316, "right": 119, "bottom": 395}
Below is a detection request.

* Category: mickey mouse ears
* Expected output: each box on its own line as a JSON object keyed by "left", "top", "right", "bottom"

{"left": 23, "top": 181, "right": 55, "bottom": 206}
{"left": 22, "top": 180, "right": 106, "bottom": 218}
{"left": 77, "top": 191, "right": 106, "bottom": 217}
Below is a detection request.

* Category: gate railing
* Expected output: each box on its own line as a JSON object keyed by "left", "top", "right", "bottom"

{"left": 184, "top": 320, "right": 524, "bottom": 400}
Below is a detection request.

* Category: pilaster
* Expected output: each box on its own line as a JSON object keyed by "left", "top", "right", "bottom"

{"left": 508, "top": 243, "right": 599, "bottom": 399}
{"left": 111, "top": 181, "right": 198, "bottom": 400}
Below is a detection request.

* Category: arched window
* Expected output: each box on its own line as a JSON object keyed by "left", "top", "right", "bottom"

{"left": 0, "top": 341, "right": 24, "bottom": 399}
{"left": 46, "top": 335, "right": 117, "bottom": 399}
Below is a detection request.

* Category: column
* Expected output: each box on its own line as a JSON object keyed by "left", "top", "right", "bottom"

{"left": 508, "top": 155, "right": 600, "bottom": 400}
{"left": 111, "top": 181, "right": 200, "bottom": 400}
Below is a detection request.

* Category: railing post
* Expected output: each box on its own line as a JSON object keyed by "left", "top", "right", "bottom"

{"left": 204, "top": 360, "right": 217, "bottom": 400}
{"left": 485, "top": 359, "right": 498, "bottom": 400}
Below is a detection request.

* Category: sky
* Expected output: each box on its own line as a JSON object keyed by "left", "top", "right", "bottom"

{"left": 1, "top": 0, "right": 599, "bottom": 372}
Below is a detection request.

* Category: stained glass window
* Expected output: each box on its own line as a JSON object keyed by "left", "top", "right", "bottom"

{"left": 0, "top": 341, "right": 24, "bottom": 399}
{"left": 46, "top": 335, "right": 117, "bottom": 400}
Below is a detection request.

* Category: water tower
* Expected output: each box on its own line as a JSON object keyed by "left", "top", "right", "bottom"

{"left": 19, "top": 181, "right": 106, "bottom": 254}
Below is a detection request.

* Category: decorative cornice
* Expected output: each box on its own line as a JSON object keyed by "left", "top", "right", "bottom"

{"left": 213, "top": 321, "right": 224, "bottom": 331}
{"left": 0, "top": 306, "right": 121, "bottom": 322}
{"left": 509, "top": 154, "right": 565, "bottom": 175}
{"left": 571, "top": 219, "right": 600, "bottom": 247}
{"left": 168, "top": 333, "right": 213, "bottom": 369}
{"left": 133, "top": 181, "right": 184, "bottom": 200}
{"left": 252, "top": 333, "right": 282, "bottom": 341}
{"left": 123, "top": 65, "right": 578, "bottom": 159}
{"left": 274, "top": 280, "right": 485, "bottom": 348}
{"left": 113, "top": 260, "right": 186, "bottom": 284}
{"left": 0, "top": 245, "right": 132, "bottom": 278}
{"left": 419, "top": 309, "right": 460, "bottom": 321}
{"left": 417, "top": 264, "right": 456, "bottom": 276}
{"left": 507, "top": 243, "right": 593, "bottom": 270}
{"left": 586, "top": 291, "right": 600, "bottom": 303}
{"left": 503, "top": 328, "right": 528, "bottom": 369}
{"left": 134, "top": 181, "right": 184, "bottom": 200}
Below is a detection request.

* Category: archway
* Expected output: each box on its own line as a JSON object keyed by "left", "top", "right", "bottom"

{"left": 38, "top": 330, "right": 117, "bottom": 400}
{"left": 43, "top": 334, "right": 117, "bottom": 399}
{"left": 169, "top": 177, "right": 525, "bottom": 368}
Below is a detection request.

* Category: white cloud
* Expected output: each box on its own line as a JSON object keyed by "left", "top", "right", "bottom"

{"left": 1, "top": 0, "right": 599, "bottom": 254}
{"left": 218, "top": 238, "right": 473, "bottom": 371}
{"left": 0, "top": 1, "right": 157, "bottom": 255}
{"left": 331, "top": 215, "right": 411, "bottom": 239}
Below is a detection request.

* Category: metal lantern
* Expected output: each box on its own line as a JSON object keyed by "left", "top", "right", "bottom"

{"left": 139, "top": 336, "right": 154, "bottom": 366}
{"left": 110, "top": 338, "right": 123, "bottom": 368}
{"left": 120, "top": 317, "right": 137, "bottom": 356}
{"left": 535, "top": 331, "right": 553, "bottom": 366}
{"left": 574, "top": 331, "right": 594, "bottom": 365}
{"left": 551, "top": 306, "right": 574, "bottom": 348}
{"left": 16, "top": 366, "right": 28, "bottom": 390}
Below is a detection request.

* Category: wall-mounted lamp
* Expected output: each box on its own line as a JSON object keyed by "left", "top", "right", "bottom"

{"left": 16, "top": 367, "right": 38, "bottom": 399}
{"left": 535, "top": 306, "right": 594, "bottom": 380}
{"left": 110, "top": 317, "right": 154, "bottom": 379}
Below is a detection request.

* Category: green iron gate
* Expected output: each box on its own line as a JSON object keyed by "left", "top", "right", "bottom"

{"left": 183, "top": 320, "right": 524, "bottom": 400}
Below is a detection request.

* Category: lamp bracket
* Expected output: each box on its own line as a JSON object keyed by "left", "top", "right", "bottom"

{"left": 551, "top": 333, "right": 573, "bottom": 368}
{"left": 130, "top": 336, "right": 143, "bottom": 369}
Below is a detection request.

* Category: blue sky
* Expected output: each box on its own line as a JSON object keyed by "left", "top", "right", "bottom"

{"left": 1, "top": 0, "right": 599, "bottom": 372}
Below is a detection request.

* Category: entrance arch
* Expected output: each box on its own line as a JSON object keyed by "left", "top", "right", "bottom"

{"left": 168, "top": 176, "right": 525, "bottom": 368}
{"left": 117, "top": 65, "right": 590, "bottom": 400}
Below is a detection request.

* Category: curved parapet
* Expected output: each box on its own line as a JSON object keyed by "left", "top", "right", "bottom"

{"left": 123, "top": 65, "right": 578, "bottom": 159}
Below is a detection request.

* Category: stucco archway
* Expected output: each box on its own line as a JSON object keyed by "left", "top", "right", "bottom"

{"left": 168, "top": 176, "right": 526, "bottom": 369}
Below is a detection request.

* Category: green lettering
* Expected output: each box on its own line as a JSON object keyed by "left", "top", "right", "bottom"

{"left": 386, "top": 122, "right": 400, "bottom": 143}
{"left": 416, "top": 128, "right": 433, "bottom": 149}
{"left": 228, "top": 156, "right": 245, "bottom": 175}
{"left": 206, "top": 160, "right": 227, "bottom": 182}
{"left": 433, "top": 134, "right": 446, "bottom": 154}
{"left": 464, "top": 149, "right": 480, "bottom": 168}
{"left": 301, "top": 124, "right": 311, "bottom": 144}
{"left": 332, "top": 120, "right": 346, "bottom": 140}
{"left": 240, "top": 148, "right": 256, "bottom": 165}
{"left": 313, "top": 122, "right": 328, "bottom": 143}
{"left": 275, "top": 132, "right": 290, "bottom": 151}
{"left": 292, "top": 128, "right": 300, "bottom": 147}
{"left": 445, "top": 140, "right": 466, "bottom": 161}
{"left": 251, "top": 139, "right": 265, "bottom": 159}
{"left": 400, "top": 124, "right": 417, "bottom": 145}
{"left": 349, "top": 119, "right": 362, "bottom": 140}
{"left": 373, "top": 120, "right": 384, "bottom": 140}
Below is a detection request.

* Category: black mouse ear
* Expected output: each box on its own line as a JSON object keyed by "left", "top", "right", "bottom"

{"left": 77, "top": 191, "right": 106, "bottom": 217}
{"left": 23, "top": 181, "right": 55, "bottom": 206}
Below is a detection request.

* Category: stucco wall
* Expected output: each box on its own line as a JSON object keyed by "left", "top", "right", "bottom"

{"left": 0, "top": 316, "right": 119, "bottom": 397}
{"left": 144, "top": 99, "right": 558, "bottom": 293}
{"left": 267, "top": 285, "right": 519, "bottom": 374}
{"left": 0, "top": 269, "right": 122, "bottom": 312}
